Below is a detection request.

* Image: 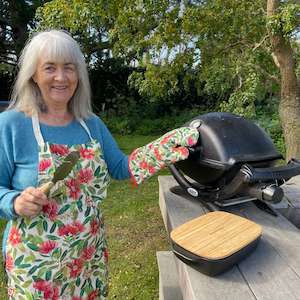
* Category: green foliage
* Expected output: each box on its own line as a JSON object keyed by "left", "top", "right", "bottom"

{"left": 0, "top": 1, "right": 48, "bottom": 68}
{"left": 101, "top": 107, "right": 209, "bottom": 135}
{"left": 255, "top": 98, "right": 286, "bottom": 155}
{"left": 260, "top": 113, "right": 285, "bottom": 155}
{"left": 220, "top": 72, "right": 265, "bottom": 119}
{"left": 128, "top": 63, "right": 181, "bottom": 99}
{"left": 35, "top": 0, "right": 114, "bottom": 65}
{"left": 110, "top": 0, "right": 282, "bottom": 117}
{"left": 267, "top": 3, "right": 300, "bottom": 37}
{"left": 89, "top": 60, "right": 140, "bottom": 116}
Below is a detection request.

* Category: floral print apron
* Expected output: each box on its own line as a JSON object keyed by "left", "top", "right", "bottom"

{"left": 6, "top": 114, "right": 110, "bottom": 300}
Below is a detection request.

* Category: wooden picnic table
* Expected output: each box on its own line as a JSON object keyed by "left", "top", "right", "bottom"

{"left": 157, "top": 175, "right": 300, "bottom": 300}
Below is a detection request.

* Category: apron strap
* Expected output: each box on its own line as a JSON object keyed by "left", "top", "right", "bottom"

{"left": 79, "top": 119, "right": 93, "bottom": 141}
{"left": 32, "top": 112, "right": 45, "bottom": 146}
{"left": 32, "top": 113, "right": 93, "bottom": 144}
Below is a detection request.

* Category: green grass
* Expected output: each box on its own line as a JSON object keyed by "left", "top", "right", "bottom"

{"left": 0, "top": 135, "right": 170, "bottom": 299}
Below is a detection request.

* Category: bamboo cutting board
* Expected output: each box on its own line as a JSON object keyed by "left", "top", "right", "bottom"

{"left": 170, "top": 211, "right": 262, "bottom": 260}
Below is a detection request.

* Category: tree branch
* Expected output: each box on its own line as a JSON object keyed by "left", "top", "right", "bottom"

{"left": 252, "top": 35, "right": 269, "bottom": 52}
{"left": 217, "top": 39, "right": 253, "bottom": 55}
{"left": 271, "top": 52, "right": 280, "bottom": 68}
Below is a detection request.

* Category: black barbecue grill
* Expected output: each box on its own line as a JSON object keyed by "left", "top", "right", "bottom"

{"left": 170, "top": 112, "right": 300, "bottom": 210}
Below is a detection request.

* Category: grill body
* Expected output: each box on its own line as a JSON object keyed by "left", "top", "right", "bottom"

{"left": 170, "top": 112, "right": 300, "bottom": 205}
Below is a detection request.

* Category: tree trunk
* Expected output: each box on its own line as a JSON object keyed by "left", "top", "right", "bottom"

{"left": 267, "top": 0, "right": 300, "bottom": 160}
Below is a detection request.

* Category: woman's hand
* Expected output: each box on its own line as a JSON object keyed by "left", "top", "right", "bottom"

{"left": 14, "top": 187, "right": 49, "bottom": 217}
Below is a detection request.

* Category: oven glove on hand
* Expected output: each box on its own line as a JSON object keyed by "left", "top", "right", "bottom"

{"left": 128, "top": 127, "right": 199, "bottom": 185}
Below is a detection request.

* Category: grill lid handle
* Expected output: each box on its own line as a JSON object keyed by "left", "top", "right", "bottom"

{"left": 242, "top": 158, "right": 300, "bottom": 183}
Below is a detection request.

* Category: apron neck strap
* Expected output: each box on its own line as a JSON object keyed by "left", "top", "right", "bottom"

{"left": 32, "top": 112, "right": 93, "bottom": 146}
{"left": 79, "top": 119, "right": 93, "bottom": 141}
{"left": 32, "top": 111, "right": 45, "bottom": 146}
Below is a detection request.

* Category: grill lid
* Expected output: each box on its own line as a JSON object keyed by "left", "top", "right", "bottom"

{"left": 188, "top": 112, "right": 281, "bottom": 166}
{"left": 175, "top": 112, "right": 282, "bottom": 185}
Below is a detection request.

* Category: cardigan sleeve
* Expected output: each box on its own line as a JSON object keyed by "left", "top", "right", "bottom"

{"left": 93, "top": 117, "right": 130, "bottom": 180}
{"left": 0, "top": 114, "right": 20, "bottom": 220}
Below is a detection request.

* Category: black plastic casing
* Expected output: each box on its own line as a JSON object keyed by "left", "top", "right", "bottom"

{"left": 175, "top": 112, "right": 282, "bottom": 186}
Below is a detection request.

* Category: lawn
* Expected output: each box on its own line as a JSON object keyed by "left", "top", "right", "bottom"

{"left": 0, "top": 135, "right": 170, "bottom": 299}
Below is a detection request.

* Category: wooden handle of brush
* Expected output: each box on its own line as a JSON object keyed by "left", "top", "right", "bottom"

{"left": 38, "top": 182, "right": 54, "bottom": 196}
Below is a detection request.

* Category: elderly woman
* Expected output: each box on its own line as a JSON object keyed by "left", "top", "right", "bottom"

{"left": 0, "top": 30, "right": 198, "bottom": 299}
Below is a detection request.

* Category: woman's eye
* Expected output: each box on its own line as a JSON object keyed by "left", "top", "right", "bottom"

{"left": 65, "top": 65, "right": 75, "bottom": 71}
{"left": 45, "top": 66, "right": 55, "bottom": 71}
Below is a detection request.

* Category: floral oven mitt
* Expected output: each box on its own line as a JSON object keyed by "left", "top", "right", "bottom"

{"left": 129, "top": 127, "right": 199, "bottom": 185}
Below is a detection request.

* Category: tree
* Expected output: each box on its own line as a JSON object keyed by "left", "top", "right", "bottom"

{"left": 267, "top": 0, "right": 300, "bottom": 159}
{"left": 0, "top": 1, "right": 49, "bottom": 68}
{"left": 35, "top": 0, "right": 115, "bottom": 67}
{"left": 110, "top": 0, "right": 300, "bottom": 159}
{"left": 110, "top": 1, "right": 273, "bottom": 113}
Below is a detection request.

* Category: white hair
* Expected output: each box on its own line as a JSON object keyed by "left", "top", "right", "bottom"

{"left": 9, "top": 30, "right": 92, "bottom": 119}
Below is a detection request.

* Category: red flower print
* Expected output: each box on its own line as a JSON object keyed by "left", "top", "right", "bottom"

{"left": 148, "top": 165, "right": 156, "bottom": 174}
{"left": 78, "top": 168, "right": 93, "bottom": 184}
{"left": 174, "top": 147, "right": 189, "bottom": 158}
{"left": 69, "top": 221, "right": 85, "bottom": 234}
{"left": 67, "top": 258, "right": 84, "bottom": 278}
{"left": 81, "top": 245, "right": 96, "bottom": 260}
{"left": 33, "top": 280, "right": 59, "bottom": 300}
{"left": 161, "top": 132, "right": 175, "bottom": 144}
{"left": 8, "top": 226, "right": 21, "bottom": 246}
{"left": 50, "top": 144, "right": 69, "bottom": 156}
{"left": 5, "top": 254, "right": 13, "bottom": 272}
{"left": 46, "top": 286, "right": 59, "bottom": 300}
{"left": 154, "top": 147, "right": 162, "bottom": 160}
{"left": 80, "top": 147, "right": 94, "bottom": 159}
{"left": 72, "top": 297, "right": 83, "bottom": 300}
{"left": 66, "top": 178, "right": 81, "bottom": 200}
{"left": 58, "top": 221, "right": 85, "bottom": 236}
{"left": 90, "top": 219, "right": 100, "bottom": 235}
{"left": 39, "top": 240, "right": 58, "bottom": 254}
{"left": 188, "top": 136, "right": 197, "bottom": 146}
{"left": 139, "top": 160, "right": 148, "bottom": 169}
{"left": 57, "top": 225, "right": 68, "bottom": 236}
{"left": 33, "top": 279, "right": 52, "bottom": 293}
{"left": 103, "top": 248, "right": 109, "bottom": 262}
{"left": 39, "top": 159, "right": 52, "bottom": 172}
{"left": 88, "top": 289, "right": 99, "bottom": 300}
{"left": 42, "top": 199, "right": 58, "bottom": 221}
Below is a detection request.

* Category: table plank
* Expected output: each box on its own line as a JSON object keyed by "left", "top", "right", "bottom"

{"left": 157, "top": 251, "right": 183, "bottom": 300}
{"left": 158, "top": 176, "right": 300, "bottom": 300}
{"left": 175, "top": 258, "right": 257, "bottom": 300}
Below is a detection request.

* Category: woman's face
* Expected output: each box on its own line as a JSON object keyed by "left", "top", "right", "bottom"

{"left": 33, "top": 53, "right": 79, "bottom": 110}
